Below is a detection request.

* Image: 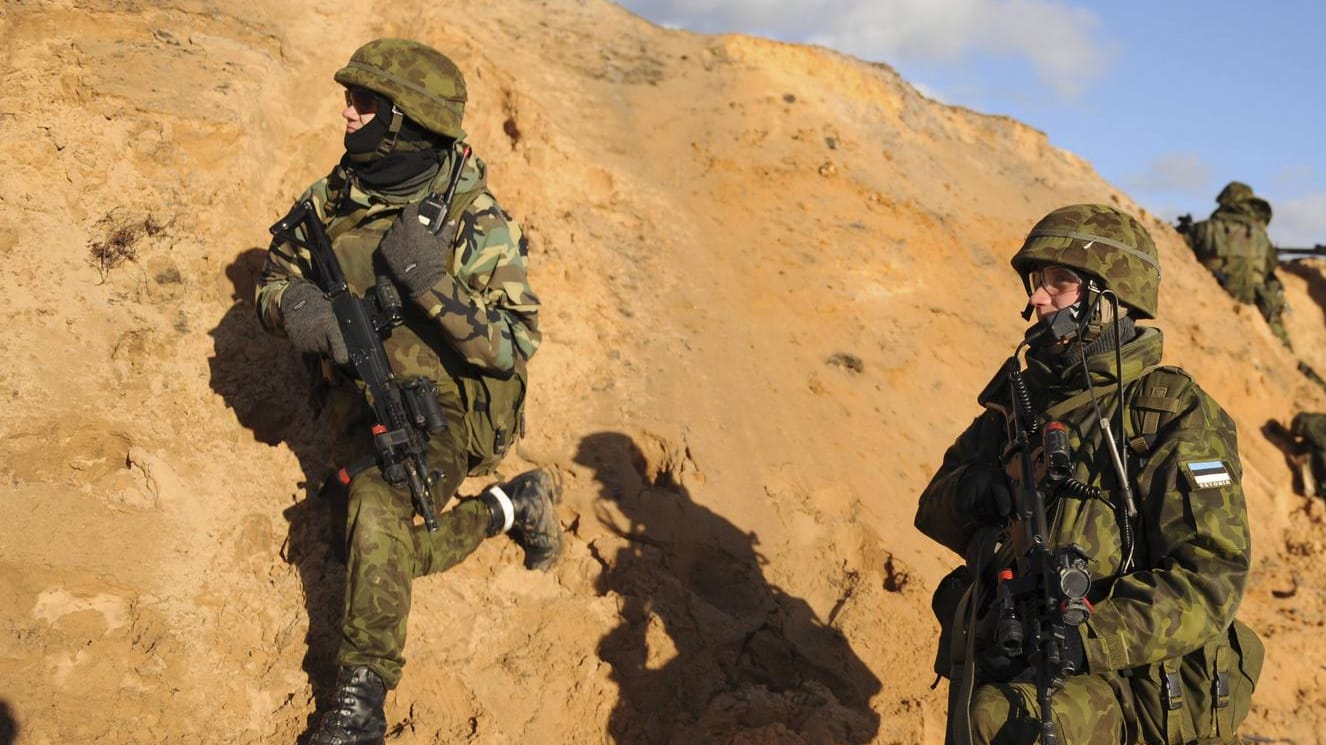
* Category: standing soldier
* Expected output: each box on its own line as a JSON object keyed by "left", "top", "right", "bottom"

{"left": 918, "top": 205, "right": 1263, "bottom": 744}
{"left": 256, "top": 39, "right": 562, "bottom": 745}
{"left": 1183, "top": 181, "right": 1291, "bottom": 347}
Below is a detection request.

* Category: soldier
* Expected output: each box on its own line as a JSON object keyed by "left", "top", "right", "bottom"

{"left": 1183, "top": 181, "right": 1291, "bottom": 347}
{"left": 256, "top": 39, "right": 562, "bottom": 745}
{"left": 917, "top": 205, "right": 1262, "bottom": 744}
{"left": 1291, "top": 412, "right": 1326, "bottom": 499}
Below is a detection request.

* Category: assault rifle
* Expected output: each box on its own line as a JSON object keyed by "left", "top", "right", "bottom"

{"left": 269, "top": 201, "right": 448, "bottom": 531}
{"left": 977, "top": 355, "right": 1093, "bottom": 745}
{"left": 1278, "top": 244, "right": 1326, "bottom": 261}
{"left": 1175, "top": 213, "right": 1194, "bottom": 236}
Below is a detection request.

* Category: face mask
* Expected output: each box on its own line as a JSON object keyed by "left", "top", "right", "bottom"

{"left": 1039, "top": 300, "right": 1086, "bottom": 345}
{"left": 344, "top": 92, "right": 394, "bottom": 158}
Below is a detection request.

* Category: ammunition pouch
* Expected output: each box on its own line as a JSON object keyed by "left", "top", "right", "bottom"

{"left": 458, "top": 366, "right": 527, "bottom": 476}
{"left": 1129, "top": 619, "right": 1264, "bottom": 745}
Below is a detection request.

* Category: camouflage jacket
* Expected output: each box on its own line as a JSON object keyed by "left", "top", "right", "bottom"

{"left": 256, "top": 145, "right": 541, "bottom": 386}
{"left": 915, "top": 327, "right": 1251, "bottom": 673}
{"left": 1185, "top": 202, "right": 1275, "bottom": 304}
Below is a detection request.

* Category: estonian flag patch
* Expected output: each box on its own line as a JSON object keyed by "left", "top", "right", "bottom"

{"left": 1184, "top": 459, "right": 1234, "bottom": 489}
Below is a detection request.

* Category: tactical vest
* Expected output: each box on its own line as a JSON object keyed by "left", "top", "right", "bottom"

{"left": 1187, "top": 214, "right": 1272, "bottom": 303}
{"left": 320, "top": 165, "right": 527, "bottom": 477}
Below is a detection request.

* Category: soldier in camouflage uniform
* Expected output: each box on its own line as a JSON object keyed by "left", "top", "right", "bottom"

{"left": 917, "top": 205, "right": 1262, "bottom": 744}
{"left": 1290, "top": 412, "right": 1326, "bottom": 499}
{"left": 256, "top": 39, "right": 563, "bottom": 745}
{"left": 1184, "top": 181, "right": 1291, "bottom": 347}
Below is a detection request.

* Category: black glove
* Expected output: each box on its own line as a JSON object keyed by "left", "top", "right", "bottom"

{"left": 379, "top": 202, "right": 451, "bottom": 298}
{"left": 280, "top": 280, "right": 348, "bottom": 365}
{"left": 957, "top": 462, "right": 1012, "bottom": 526}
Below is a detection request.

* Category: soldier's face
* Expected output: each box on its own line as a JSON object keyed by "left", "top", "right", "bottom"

{"left": 342, "top": 87, "right": 378, "bottom": 133}
{"left": 1027, "top": 265, "right": 1082, "bottom": 319}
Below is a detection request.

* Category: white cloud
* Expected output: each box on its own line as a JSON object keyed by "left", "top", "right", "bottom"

{"left": 1271, "top": 191, "right": 1326, "bottom": 248}
{"left": 618, "top": 0, "right": 1112, "bottom": 98}
{"left": 1270, "top": 164, "right": 1316, "bottom": 195}
{"left": 1125, "top": 153, "right": 1215, "bottom": 196}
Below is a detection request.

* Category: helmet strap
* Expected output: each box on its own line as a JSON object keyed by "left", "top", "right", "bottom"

{"left": 375, "top": 104, "right": 406, "bottom": 158}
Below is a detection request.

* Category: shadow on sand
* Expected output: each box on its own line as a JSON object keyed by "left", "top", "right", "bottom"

{"left": 576, "top": 431, "right": 882, "bottom": 744}
{"left": 0, "top": 700, "right": 17, "bottom": 745}
{"left": 206, "top": 247, "right": 345, "bottom": 736}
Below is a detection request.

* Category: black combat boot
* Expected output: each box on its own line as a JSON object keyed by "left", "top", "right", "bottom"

{"left": 307, "top": 666, "right": 387, "bottom": 745}
{"left": 480, "top": 468, "right": 563, "bottom": 570}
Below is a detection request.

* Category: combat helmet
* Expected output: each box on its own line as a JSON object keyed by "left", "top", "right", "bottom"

{"left": 1215, "top": 181, "right": 1272, "bottom": 225}
{"left": 335, "top": 38, "right": 467, "bottom": 140}
{"left": 1011, "top": 203, "right": 1161, "bottom": 319}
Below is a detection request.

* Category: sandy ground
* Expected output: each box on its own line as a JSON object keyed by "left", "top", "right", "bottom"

{"left": 2, "top": 1, "right": 1326, "bottom": 743}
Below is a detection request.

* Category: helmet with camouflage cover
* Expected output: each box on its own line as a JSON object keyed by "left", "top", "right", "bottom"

{"left": 334, "top": 38, "right": 467, "bottom": 140}
{"left": 1215, "top": 181, "right": 1272, "bottom": 225}
{"left": 1010, "top": 203, "right": 1161, "bottom": 319}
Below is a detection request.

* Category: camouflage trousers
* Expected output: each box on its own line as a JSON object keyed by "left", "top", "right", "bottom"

{"left": 960, "top": 674, "right": 1126, "bottom": 745}
{"left": 323, "top": 386, "right": 491, "bottom": 689}
{"left": 1254, "top": 277, "right": 1291, "bottom": 349}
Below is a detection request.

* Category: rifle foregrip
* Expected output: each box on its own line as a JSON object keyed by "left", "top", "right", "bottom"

{"left": 408, "top": 464, "right": 440, "bottom": 533}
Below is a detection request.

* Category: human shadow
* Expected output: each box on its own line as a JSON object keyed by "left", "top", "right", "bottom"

{"left": 207, "top": 247, "right": 346, "bottom": 732}
{"left": 1261, "top": 418, "right": 1310, "bottom": 497}
{"left": 577, "top": 432, "right": 882, "bottom": 745}
{"left": 0, "top": 699, "right": 17, "bottom": 745}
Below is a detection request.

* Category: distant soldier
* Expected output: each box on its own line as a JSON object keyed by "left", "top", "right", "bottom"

{"left": 919, "top": 204, "right": 1263, "bottom": 744}
{"left": 1182, "top": 181, "right": 1291, "bottom": 347}
{"left": 1291, "top": 412, "right": 1326, "bottom": 499}
{"left": 256, "top": 39, "right": 562, "bottom": 745}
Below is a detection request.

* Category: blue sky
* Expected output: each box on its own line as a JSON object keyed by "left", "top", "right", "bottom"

{"left": 617, "top": 1, "right": 1326, "bottom": 246}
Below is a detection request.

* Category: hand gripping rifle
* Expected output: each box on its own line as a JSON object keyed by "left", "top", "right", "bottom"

{"left": 977, "top": 354, "right": 1094, "bottom": 745}
{"left": 269, "top": 201, "right": 451, "bottom": 532}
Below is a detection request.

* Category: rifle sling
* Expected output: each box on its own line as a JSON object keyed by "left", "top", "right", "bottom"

{"left": 950, "top": 526, "right": 999, "bottom": 745}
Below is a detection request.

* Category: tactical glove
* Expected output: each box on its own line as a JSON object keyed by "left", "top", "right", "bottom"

{"left": 957, "top": 462, "right": 1013, "bottom": 526}
{"left": 379, "top": 202, "right": 451, "bottom": 298}
{"left": 280, "top": 280, "right": 348, "bottom": 365}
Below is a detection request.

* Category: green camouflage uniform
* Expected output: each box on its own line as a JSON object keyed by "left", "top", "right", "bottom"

{"left": 256, "top": 146, "right": 540, "bottom": 687}
{"left": 918, "top": 328, "right": 1253, "bottom": 743}
{"left": 1184, "top": 182, "right": 1290, "bottom": 347}
{"left": 920, "top": 204, "right": 1260, "bottom": 745}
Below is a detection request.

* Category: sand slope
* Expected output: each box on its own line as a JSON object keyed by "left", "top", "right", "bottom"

{"left": 2, "top": 1, "right": 1325, "bottom": 743}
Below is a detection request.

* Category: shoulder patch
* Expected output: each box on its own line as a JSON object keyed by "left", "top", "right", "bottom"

{"left": 1182, "top": 459, "right": 1234, "bottom": 490}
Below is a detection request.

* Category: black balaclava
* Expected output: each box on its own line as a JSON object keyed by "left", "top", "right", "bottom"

{"left": 342, "top": 91, "right": 448, "bottom": 196}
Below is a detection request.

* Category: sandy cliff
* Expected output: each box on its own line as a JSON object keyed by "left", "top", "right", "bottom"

{"left": 2, "top": 1, "right": 1326, "bottom": 743}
